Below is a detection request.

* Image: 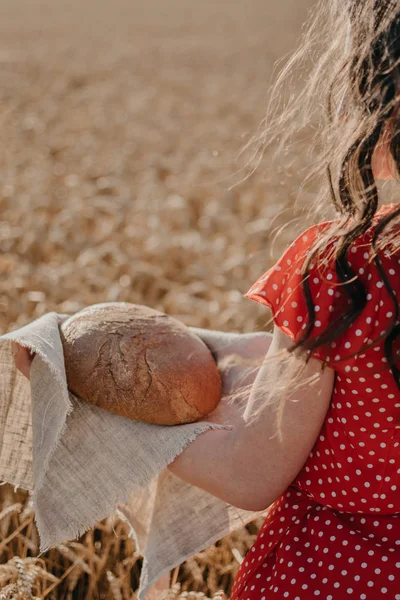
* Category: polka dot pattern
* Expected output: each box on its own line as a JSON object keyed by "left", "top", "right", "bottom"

{"left": 233, "top": 205, "right": 400, "bottom": 599}
{"left": 231, "top": 492, "right": 400, "bottom": 599}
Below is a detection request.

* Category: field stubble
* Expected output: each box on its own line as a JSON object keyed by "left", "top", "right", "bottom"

{"left": 0, "top": 0, "right": 320, "bottom": 597}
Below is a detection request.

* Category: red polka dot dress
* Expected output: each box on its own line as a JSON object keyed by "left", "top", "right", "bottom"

{"left": 231, "top": 205, "right": 400, "bottom": 600}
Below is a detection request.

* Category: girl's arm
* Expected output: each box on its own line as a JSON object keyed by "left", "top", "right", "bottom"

{"left": 168, "top": 325, "right": 334, "bottom": 511}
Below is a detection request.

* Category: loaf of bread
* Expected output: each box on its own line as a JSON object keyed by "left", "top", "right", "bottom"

{"left": 60, "top": 302, "right": 221, "bottom": 425}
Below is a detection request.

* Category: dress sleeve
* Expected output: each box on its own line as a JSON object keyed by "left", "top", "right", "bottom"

{"left": 245, "top": 217, "right": 399, "bottom": 370}
{"left": 244, "top": 221, "right": 346, "bottom": 353}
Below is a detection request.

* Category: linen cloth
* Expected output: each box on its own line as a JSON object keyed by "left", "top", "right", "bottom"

{"left": 0, "top": 310, "right": 264, "bottom": 600}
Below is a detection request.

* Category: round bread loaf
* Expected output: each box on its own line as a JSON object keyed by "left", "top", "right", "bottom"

{"left": 60, "top": 302, "right": 222, "bottom": 425}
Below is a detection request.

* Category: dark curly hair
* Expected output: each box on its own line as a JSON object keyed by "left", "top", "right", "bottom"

{"left": 246, "top": 1, "right": 400, "bottom": 388}
{"left": 302, "top": 3, "right": 400, "bottom": 380}
{"left": 238, "top": 0, "right": 400, "bottom": 436}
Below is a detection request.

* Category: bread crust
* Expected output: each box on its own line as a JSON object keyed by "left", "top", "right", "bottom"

{"left": 60, "top": 302, "right": 221, "bottom": 425}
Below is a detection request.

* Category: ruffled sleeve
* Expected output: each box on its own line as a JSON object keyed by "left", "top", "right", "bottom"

{"left": 245, "top": 213, "right": 400, "bottom": 371}
{"left": 244, "top": 221, "right": 356, "bottom": 369}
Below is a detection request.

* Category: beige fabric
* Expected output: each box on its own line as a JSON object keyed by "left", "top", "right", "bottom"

{"left": 1, "top": 312, "right": 264, "bottom": 600}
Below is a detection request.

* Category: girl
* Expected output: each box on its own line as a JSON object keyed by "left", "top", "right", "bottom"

{"left": 15, "top": 1, "right": 400, "bottom": 598}
{"left": 169, "top": 2, "right": 400, "bottom": 597}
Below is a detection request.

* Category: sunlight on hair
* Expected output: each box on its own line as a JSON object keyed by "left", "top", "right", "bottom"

{"left": 236, "top": 1, "right": 400, "bottom": 394}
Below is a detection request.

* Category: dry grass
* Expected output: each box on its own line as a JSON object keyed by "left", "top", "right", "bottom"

{"left": 0, "top": 483, "right": 264, "bottom": 599}
{"left": 0, "top": 0, "right": 316, "bottom": 597}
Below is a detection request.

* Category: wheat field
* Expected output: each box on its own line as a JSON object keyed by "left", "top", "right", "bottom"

{"left": 1, "top": 0, "right": 316, "bottom": 598}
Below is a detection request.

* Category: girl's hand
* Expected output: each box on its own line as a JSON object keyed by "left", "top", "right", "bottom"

{"left": 188, "top": 328, "right": 272, "bottom": 426}
{"left": 169, "top": 327, "right": 333, "bottom": 512}
{"left": 167, "top": 328, "right": 272, "bottom": 506}
{"left": 11, "top": 342, "right": 36, "bottom": 380}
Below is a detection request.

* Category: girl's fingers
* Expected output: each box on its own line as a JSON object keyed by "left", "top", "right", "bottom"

{"left": 12, "top": 343, "right": 35, "bottom": 380}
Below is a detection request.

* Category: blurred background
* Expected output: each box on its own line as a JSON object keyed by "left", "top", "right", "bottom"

{"left": 0, "top": 0, "right": 318, "bottom": 335}
{"left": 0, "top": 0, "right": 318, "bottom": 598}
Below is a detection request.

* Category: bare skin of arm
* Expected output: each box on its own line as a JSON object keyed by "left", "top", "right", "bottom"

{"left": 168, "top": 326, "right": 334, "bottom": 511}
